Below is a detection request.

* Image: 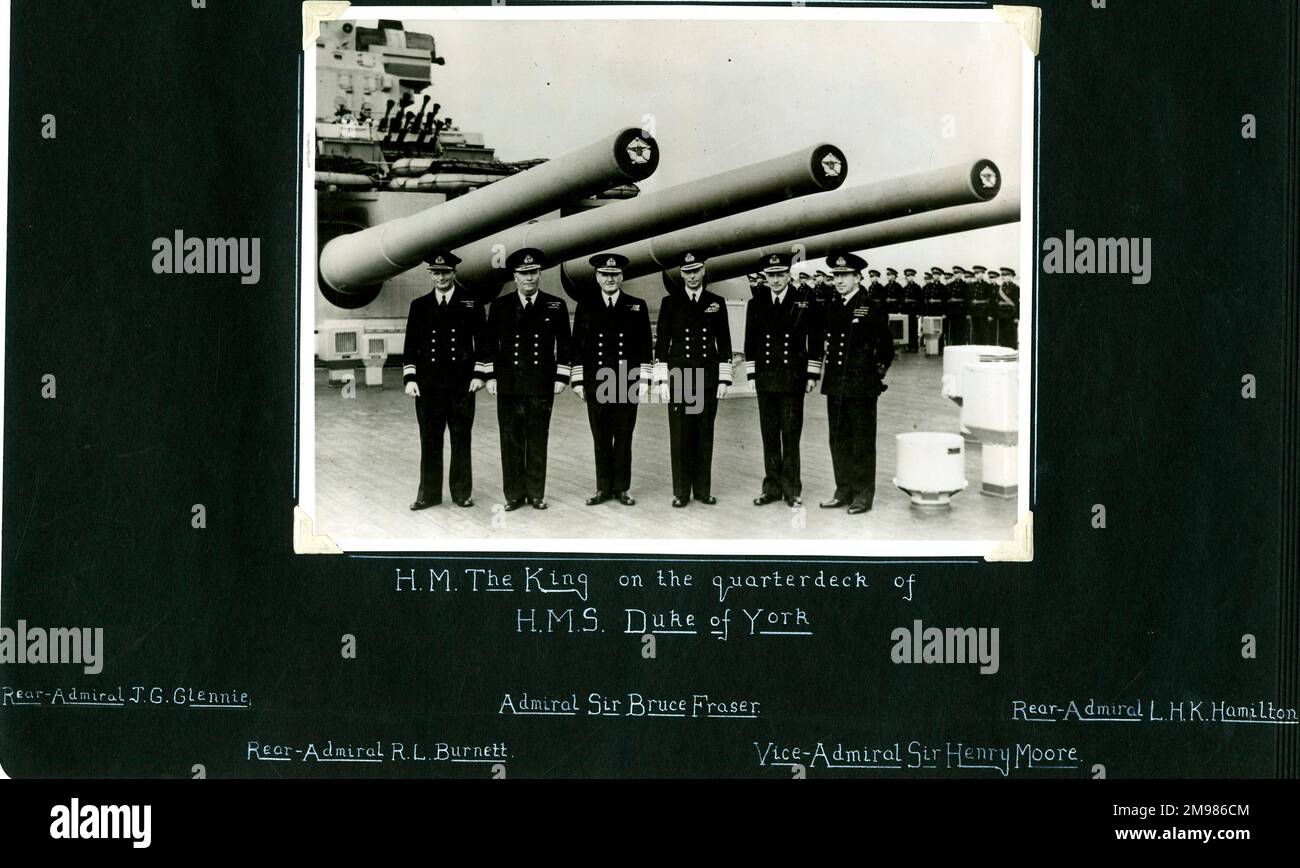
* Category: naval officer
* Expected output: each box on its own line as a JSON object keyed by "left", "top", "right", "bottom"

{"left": 818, "top": 251, "right": 895, "bottom": 514}
{"left": 483, "top": 248, "right": 572, "bottom": 510}
{"left": 744, "top": 252, "right": 824, "bottom": 507}
{"left": 654, "top": 251, "right": 733, "bottom": 507}
{"left": 402, "top": 251, "right": 486, "bottom": 510}
{"left": 570, "top": 253, "right": 653, "bottom": 506}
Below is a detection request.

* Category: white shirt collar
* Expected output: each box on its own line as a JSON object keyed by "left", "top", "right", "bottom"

{"left": 518, "top": 290, "right": 537, "bottom": 307}
{"left": 435, "top": 286, "right": 455, "bottom": 303}
{"left": 602, "top": 289, "right": 621, "bottom": 307}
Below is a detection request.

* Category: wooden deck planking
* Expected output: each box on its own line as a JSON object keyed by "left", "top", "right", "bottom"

{"left": 311, "top": 352, "right": 1018, "bottom": 543}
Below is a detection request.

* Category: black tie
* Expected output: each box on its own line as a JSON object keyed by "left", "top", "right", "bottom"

{"left": 607, "top": 297, "right": 614, "bottom": 310}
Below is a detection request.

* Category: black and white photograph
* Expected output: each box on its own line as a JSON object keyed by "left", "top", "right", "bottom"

{"left": 297, "top": 4, "right": 1036, "bottom": 555}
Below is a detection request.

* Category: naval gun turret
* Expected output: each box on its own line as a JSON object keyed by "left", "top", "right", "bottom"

{"left": 560, "top": 159, "right": 1002, "bottom": 289}
{"left": 452, "top": 143, "right": 849, "bottom": 291}
{"left": 318, "top": 126, "right": 660, "bottom": 306}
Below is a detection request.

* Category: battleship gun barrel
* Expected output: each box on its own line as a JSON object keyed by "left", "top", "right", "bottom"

{"left": 562, "top": 159, "right": 1000, "bottom": 288}
{"left": 686, "top": 182, "right": 1021, "bottom": 285}
{"left": 318, "top": 126, "right": 661, "bottom": 296}
{"left": 453, "top": 143, "right": 848, "bottom": 288}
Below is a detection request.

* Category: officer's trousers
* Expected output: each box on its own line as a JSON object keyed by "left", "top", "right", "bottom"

{"left": 757, "top": 391, "right": 804, "bottom": 498}
{"left": 826, "top": 394, "right": 879, "bottom": 508}
{"left": 415, "top": 390, "right": 475, "bottom": 503}
{"left": 586, "top": 399, "right": 638, "bottom": 494}
{"left": 667, "top": 394, "right": 719, "bottom": 499}
{"left": 497, "top": 393, "right": 554, "bottom": 502}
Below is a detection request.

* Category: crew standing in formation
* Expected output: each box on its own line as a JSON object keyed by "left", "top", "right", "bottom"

{"left": 400, "top": 245, "right": 1017, "bottom": 515}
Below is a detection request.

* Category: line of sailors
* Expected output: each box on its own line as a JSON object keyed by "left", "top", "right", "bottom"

{"left": 749, "top": 264, "right": 1020, "bottom": 351}
{"left": 400, "top": 246, "right": 895, "bottom": 516}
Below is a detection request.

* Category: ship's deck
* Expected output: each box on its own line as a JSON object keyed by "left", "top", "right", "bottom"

{"left": 308, "top": 351, "right": 1019, "bottom": 546}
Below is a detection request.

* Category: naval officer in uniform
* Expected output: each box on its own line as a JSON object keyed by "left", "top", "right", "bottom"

{"left": 818, "top": 251, "right": 895, "bottom": 515}
{"left": 571, "top": 253, "right": 653, "bottom": 506}
{"left": 483, "top": 248, "right": 572, "bottom": 510}
{"left": 744, "top": 252, "right": 824, "bottom": 507}
{"left": 402, "top": 251, "right": 486, "bottom": 510}
{"left": 654, "top": 251, "right": 733, "bottom": 507}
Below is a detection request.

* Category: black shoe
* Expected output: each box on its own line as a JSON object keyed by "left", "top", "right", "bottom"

{"left": 819, "top": 497, "right": 847, "bottom": 509}
{"left": 753, "top": 492, "right": 781, "bottom": 506}
{"left": 586, "top": 491, "right": 613, "bottom": 506}
{"left": 786, "top": 496, "right": 803, "bottom": 507}
{"left": 503, "top": 499, "right": 525, "bottom": 512}
{"left": 696, "top": 495, "right": 717, "bottom": 505}
{"left": 847, "top": 503, "right": 871, "bottom": 515}
{"left": 409, "top": 499, "right": 438, "bottom": 511}
{"left": 531, "top": 499, "right": 549, "bottom": 510}
{"left": 672, "top": 497, "right": 688, "bottom": 508}
{"left": 616, "top": 492, "right": 636, "bottom": 506}
{"left": 453, "top": 497, "right": 474, "bottom": 508}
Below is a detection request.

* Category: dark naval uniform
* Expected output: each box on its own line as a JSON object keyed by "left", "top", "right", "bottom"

{"left": 655, "top": 280, "right": 733, "bottom": 502}
{"left": 571, "top": 287, "right": 653, "bottom": 497}
{"left": 744, "top": 280, "right": 824, "bottom": 503}
{"left": 944, "top": 270, "right": 969, "bottom": 346}
{"left": 820, "top": 265, "right": 895, "bottom": 512}
{"left": 402, "top": 286, "right": 488, "bottom": 505}
{"left": 997, "top": 269, "right": 1019, "bottom": 348}
{"left": 968, "top": 267, "right": 997, "bottom": 344}
{"left": 484, "top": 286, "right": 572, "bottom": 505}
{"left": 883, "top": 276, "right": 903, "bottom": 317}
{"left": 902, "top": 271, "right": 923, "bottom": 353}
{"left": 923, "top": 273, "right": 946, "bottom": 351}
